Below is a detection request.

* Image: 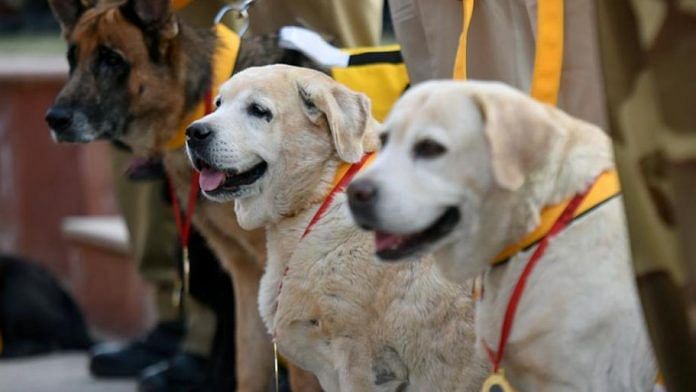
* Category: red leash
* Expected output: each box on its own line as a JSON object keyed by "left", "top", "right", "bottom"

{"left": 302, "top": 153, "right": 375, "bottom": 239}
{"left": 484, "top": 183, "right": 593, "bottom": 373}
{"left": 167, "top": 90, "right": 213, "bottom": 296}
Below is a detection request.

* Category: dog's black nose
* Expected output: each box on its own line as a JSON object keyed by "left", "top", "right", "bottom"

{"left": 348, "top": 179, "right": 378, "bottom": 205}
{"left": 45, "top": 107, "right": 72, "bottom": 133}
{"left": 186, "top": 123, "right": 212, "bottom": 143}
{"left": 347, "top": 179, "right": 379, "bottom": 230}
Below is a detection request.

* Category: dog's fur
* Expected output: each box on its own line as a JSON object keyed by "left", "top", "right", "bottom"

{"left": 186, "top": 65, "right": 488, "bottom": 391}
{"left": 349, "top": 80, "right": 657, "bottom": 391}
{"left": 46, "top": 1, "right": 320, "bottom": 389}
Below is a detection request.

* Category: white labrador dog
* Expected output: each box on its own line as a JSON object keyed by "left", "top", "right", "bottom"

{"left": 348, "top": 80, "right": 657, "bottom": 391}
{"left": 185, "top": 65, "right": 487, "bottom": 391}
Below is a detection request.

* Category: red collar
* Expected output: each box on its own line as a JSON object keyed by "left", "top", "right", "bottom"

{"left": 482, "top": 176, "right": 595, "bottom": 377}
{"left": 302, "top": 153, "right": 376, "bottom": 239}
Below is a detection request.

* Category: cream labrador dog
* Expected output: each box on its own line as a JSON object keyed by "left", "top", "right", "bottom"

{"left": 185, "top": 65, "right": 488, "bottom": 391}
{"left": 347, "top": 80, "right": 658, "bottom": 391}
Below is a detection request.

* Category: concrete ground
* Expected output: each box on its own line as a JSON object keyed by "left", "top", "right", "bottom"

{"left": 0, "top": 353, "right": 136, "bottom": 392}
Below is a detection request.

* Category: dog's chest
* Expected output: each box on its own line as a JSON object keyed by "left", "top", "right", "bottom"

{"left": 273, "top": 224, "right": 382, "bottom": 333}
{"left": 475, "top": 202, "right": 640, "bottom": 388}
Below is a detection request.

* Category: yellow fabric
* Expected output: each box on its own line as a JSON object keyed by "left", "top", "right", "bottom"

{"left": 452, "top": 0, "right": 474, "bottom": 80}
{"left": 655, "top": 372, "right": 664, "bottom": 386}
{"left": 165, "top": 24, "right": 240, "bottom": 150}
{"left": 492, "top": 170, "right": 621, "bottom": 264}
{"left": 331, "top": 48, "right": 409, "bottom": 122}
{"left": 452, "top": 0, "right": 565, "bottom": 106}
{"left": 530, "top": 0, "right": 564, "bottom": 105}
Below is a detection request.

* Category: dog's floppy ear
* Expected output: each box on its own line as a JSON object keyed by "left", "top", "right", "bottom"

{"left": 471, "top": 89, "right": 564, "bottom": 191}
{"left": 121, "top": 0, "right": 178, "bottom": 40}
{"left": 48, "top": 0, "right": 88, "bottom": 36}
{"left": 297, "top": 78, "right": 373, "bottom": 163}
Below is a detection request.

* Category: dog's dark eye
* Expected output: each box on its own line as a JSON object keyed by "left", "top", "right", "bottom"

{"left": 379, "top": 132, "right": 389, "bottom": 148}
{"left": 215, "top": 97, "right": 221, "bottom": 108}
{"left": 98, "top": 46, "right": 125, "bottom": 68}
{"left": 413, "top": 139, "right": 447, "bottom": 159}
{"left": 246, "top": 102, "right": 273, "bottom": 122}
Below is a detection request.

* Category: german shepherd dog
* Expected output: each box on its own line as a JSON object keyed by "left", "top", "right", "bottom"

{"left": 46, "top": 0, "right": 320, "bottom": 390}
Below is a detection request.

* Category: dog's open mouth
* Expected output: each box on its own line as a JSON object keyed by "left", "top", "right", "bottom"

{"left": 195, "top": 159, "right": 268, "bottom": 194}
{"left": 375, "top": 207, "right": 461, "bottom": 260}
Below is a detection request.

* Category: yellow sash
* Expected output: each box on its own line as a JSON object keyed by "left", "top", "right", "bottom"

{"left": 452, "top": 0, "right": 564, "bottom": 106}
{"left": 331, "top": 45, "right": 409, "bottom": 122}
{"left": 165, "top": 24, "right": 240, "bottom": 150}
{"left": 492, "top": 170, "right": 620, "bottom": 264}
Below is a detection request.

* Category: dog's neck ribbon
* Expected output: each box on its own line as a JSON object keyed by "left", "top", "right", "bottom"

{"left": 302, "top": 153, "right": 377, "bottom": 239}
{"left": 480, "top": 171, "right": 616, "bottom": 392}
{"left": 492, "top": 170, "right": 621, "bottom": 265}
{"left": 166, "top": 89, "right": 214, "bottom": 310}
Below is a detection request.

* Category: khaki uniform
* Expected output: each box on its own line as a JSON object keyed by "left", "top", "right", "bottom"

{"left": 247, "top": 0, "right": 383, "bottom": 47}
{"left": 597, "top": 1, "right": 696, "bottom": 390}
{"left": 389, "top": 0, "right": 606, "bottom": 128}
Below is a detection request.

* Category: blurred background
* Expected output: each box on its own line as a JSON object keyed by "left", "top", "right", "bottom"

{"left": 0, "top": 1, "right": 152, "bottom": 390}
{"left": 0, "top": 0, "right": 152, "bottom": 335}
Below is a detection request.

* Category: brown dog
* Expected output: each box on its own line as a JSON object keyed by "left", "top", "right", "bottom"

{"left": 46, "top": 0, "right": 320, "bottom": 390}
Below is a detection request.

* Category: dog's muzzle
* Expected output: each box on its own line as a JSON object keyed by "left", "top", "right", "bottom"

{"left": 186, "top": 123, "right": 214, "bottom": 149}
{"left": 45, "top": 106, "right": 73, "bottom": 134}
{"left": 347, "top": 178, "right": 380, "bottom": 230}
{"left": 45, "top": 106, "right": 98, "bottom": 143}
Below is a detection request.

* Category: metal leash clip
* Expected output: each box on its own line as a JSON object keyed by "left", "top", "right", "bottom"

{"left": 214, "top": 0, "right": 256, "bottom": 37}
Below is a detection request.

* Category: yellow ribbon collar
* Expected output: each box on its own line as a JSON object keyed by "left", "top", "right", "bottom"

{"left": 330, "top": 153, "right": 378, "bottom": 190}
{"left": 492, "top": 170, "right": 621, "bottom": 265}
{"left": 165, "top": 24, "right": 240, "bottom": 150}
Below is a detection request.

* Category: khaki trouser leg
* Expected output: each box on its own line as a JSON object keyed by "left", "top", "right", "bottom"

{"left": 110, "top": 146, "right": 178, "bottom": 290}
{"left": 387, "top": 0, "right": 462, "bottom": 83}
{"left": 391, "top": 0, "right": 606, "bottom": 129}
{"left": 247, "top": 0, "right": 383, "bottom": 47}
{"left": 110, "top": 146, "right": 215, "bottom": 356}
{"left": 597, "top": 1, "right": 696, "bottom": 390}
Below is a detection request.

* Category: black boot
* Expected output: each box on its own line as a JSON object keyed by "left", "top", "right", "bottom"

{"left": 89, "top": 320, "right": 184, "bottom": 378}
{"left": 138, "top": 352, "right": 211, "bottom": 392}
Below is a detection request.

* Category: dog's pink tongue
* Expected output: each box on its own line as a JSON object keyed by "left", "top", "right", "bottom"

{"left": 375, "top": 232, "right": 404, "bottom": 252}
{"left": 199, "top": 169, "right": 226, "bottom": 191}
